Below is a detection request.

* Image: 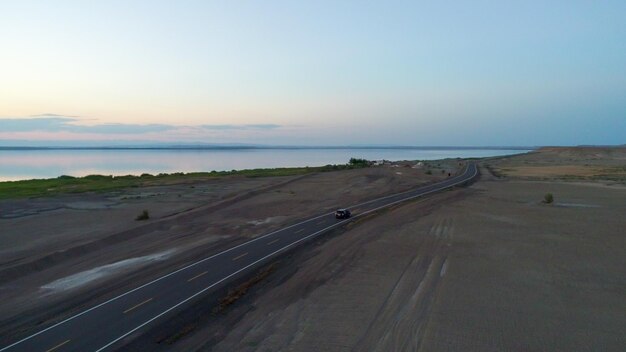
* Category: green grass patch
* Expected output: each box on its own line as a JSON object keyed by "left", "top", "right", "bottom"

{"left": 0, "top": 162, "right": 369, "bottom": 200}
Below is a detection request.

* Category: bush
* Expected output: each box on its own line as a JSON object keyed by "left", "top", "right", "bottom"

{"left": 543, "top": 193, "right": 554, "bottom": 204}
{"left": 425, "top": 170, "right": 432, "bottom": 175}
{"left": 84, "top": 174, "right": 112, "bottom": 180}
{"left": 349, "top": 158, "right": 370, "bottom": 167}
{"left": 135, "top": 210, "right": 150, "bottom": 221}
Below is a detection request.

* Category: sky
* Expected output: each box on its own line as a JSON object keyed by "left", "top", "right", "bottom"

{"left": 0, "top": 0, "right": 624, "bottom": 146}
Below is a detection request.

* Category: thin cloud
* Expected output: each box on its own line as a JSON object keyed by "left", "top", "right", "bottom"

{"left": 30, "top": 113, "right": 82, "bottom": 118}
{"left": 1, "top": 117, "right": 75, "bottom": 132}
{"left": 0, "top": 116, "right": 283, "bottom": 137}
{"left": 1, "top": 117, "right": 173, "bottom": 134}
{"left": 200, "top": 124, "right": 281, "bottom": 130}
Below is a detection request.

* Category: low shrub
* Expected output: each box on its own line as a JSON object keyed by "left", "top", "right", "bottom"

{"left": 135, "top": 210, "right": 150, "bottom": 221}
{"left": 543, "top": 193, "right": 554, "bottom": 204}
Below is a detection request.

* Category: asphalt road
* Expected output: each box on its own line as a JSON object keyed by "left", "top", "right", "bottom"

{"left": 1, "top": 163, "right": 478, "bottom": 352}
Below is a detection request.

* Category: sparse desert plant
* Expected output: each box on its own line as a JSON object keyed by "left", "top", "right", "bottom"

{"left": 543, "top": 193, "right": 554, "bottom": 204}
{"left": 425, "top": 170, "right": 432, "bottom": 175}
{"left": 136, "top": 210, "right": 150, "bottom": 221}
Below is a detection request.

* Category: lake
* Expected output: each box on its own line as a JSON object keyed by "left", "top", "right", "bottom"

{"left": 0, "top": 148, "right": 531, "bottom": 181}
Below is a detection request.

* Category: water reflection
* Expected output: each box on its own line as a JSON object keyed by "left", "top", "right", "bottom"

{"left": 0, "top": 148, "right": 529, "bottom": 181}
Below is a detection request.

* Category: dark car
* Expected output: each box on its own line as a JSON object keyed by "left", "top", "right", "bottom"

{"left": 335, "top": 208, "right": 351, "bottom": 219}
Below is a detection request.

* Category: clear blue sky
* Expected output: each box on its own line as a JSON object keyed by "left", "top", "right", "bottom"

{"left": 0, "top": 0, "right": 624, "bottom": 146}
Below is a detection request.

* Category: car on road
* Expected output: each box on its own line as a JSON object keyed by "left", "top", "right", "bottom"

{"left": 335, "top": 208, "right": 351, "bottom": 219}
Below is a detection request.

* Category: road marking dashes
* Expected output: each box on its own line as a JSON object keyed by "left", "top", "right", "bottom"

{"left": 46, "top": 339, "right": 70, "bottom": 352}
{"left": 123, "top": 298, "right": 153, "bottom": 314}
{"left": 187, "top": 271, "right": 208, "bottom": 282}
{"left": 0, "top": 165, "right": 477, "bottom": 352}
{"left": 232, "top": 252, "right": 248, "bottom": 261}
{"left": 266, "top": 238, "right": 280, "bottom": 245}
{"left": 295, "top": 228, "right": 305, "bottom": 233}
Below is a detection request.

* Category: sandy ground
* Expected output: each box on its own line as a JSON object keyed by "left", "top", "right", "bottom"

{"left": 486, "top": 147, "right": 626, "bottom": 182}
{"left": 160, "top": 170, "right": 625, "bottom": 352}
{"left": 0, "top": 160, "right": 459, "bottom": 339}
{"left": 127, "top": 147, "right": 624, "bottom": 352}
{"left": 3, "top": 148, "right": 624, "bottom": 351}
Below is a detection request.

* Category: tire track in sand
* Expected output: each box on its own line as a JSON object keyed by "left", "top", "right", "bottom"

{"left": 352, "top": 216, "right": 455, "bottom": 352}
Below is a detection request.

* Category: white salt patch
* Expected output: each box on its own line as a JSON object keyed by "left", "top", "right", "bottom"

{"left": 248, "top": 217, "right": 282, "bottom": 226}
{"left": 555, "top": 203, "right": 600, "bottom": 208}
{"left": 65, "top": 201, "right": 113, "bottom": 210}
{"left": 440, "top": 258, "right": 448, "bottom": 277}
{"left": 41, "top": 249, "right": 176, "bottom": 293}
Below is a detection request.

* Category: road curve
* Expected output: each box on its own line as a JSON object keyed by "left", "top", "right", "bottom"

{"left": 0, "top": 163, "right": 478, "bottom": 352}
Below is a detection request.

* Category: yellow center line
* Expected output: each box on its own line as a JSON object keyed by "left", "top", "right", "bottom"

{"left": 187, "top": 270, "right": 208, "bottom": 282}
{"left": 295, "top": 228, "right": 305, "bottom": 233}
{"left": 232, "top": 252, "right": 249, "bottom": 261}
{"left": 266, "top": 238, "right": 280, "bottom": 245}
{"left": 46, "top": 339, "right": 71, "bottom": 352}
{"left": 123, "top": 297, "right": 153, "bottom": 314}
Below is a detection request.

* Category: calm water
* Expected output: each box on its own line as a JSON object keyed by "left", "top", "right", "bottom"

{"left": 0, "top": 148, "right": 531, "bottom": 181}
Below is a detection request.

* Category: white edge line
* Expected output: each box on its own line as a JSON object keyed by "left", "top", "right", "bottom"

{"left": 355, "top": 164, "right": 477, "bottom": 218}
{"left": 0, "top": 212, "right": 330, "bottom": 351}
{"left": 0, "top": 164, "right": 477, "bottom": 352}
{"left": 94, "top": 218, "right": 353, "bottom": 352}
{"left": 96, "top": 164, "right": 477, "bottom": 351}
{"left": 348, "top": 164, "right": 474, "bottom": 209}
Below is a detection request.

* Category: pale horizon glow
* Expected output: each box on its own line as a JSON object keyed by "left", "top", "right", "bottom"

{"left": 1, "top": 1, "right": 624, "bottom": 146}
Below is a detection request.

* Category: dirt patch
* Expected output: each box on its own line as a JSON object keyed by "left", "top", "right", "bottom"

{"left": 486, "top": 146, "right": 626, "bottom": 183}
{"left": 501, "top": 165, "right": 605, "bottom": 177}
{"left": 215, "top": 262, "right": 278, "bottom": 314}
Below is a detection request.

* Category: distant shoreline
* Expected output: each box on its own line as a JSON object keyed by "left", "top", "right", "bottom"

{"left": 0, "top": 147, "right": 533, "bottom": 183}
{"left": 0, "top": 145, "right": 536, "bottom": 151}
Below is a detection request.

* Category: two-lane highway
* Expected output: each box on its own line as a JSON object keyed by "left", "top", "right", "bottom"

{"left": 0, "top": 163, "right": 478, "bottom": 352}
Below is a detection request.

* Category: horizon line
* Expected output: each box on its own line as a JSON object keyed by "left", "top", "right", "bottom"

{"left": 0, "top": 145, "right": 539, "bottom": 151}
